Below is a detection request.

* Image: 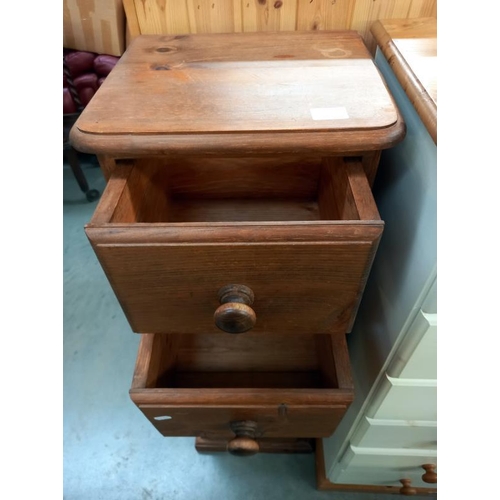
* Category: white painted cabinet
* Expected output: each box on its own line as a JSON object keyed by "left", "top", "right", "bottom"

{"left": 366, "top": 374, "right": 437, "bottom": 421}
{"left": 350, "top": 417, "right": 437, "bottom": 450}
{"left": 333, "top": 446, "right": 437, "bottom": 488}
{"left": 322, "top": 44, "right": 437, "bottom": 493}
{"left": 387, "top": 311, "right": 437, "bottom": 380}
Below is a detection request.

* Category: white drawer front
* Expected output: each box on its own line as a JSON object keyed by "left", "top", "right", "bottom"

{"left": 367, "top": 374, "right": 437, "bottom": 421}
{"left": 334, "top": 464, "right": 436, "bottom": 489}
{"left": 387, "top": 310, "right": 437, "bottom": 379}
{"left": 351, "top": 416, "right": 437, "bottom": 450}
{"left": 332, "top": 445, "right": 437, "bottom": 488}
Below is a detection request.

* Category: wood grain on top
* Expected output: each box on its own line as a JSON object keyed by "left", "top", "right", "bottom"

{"left": 371, "top": 17, "right": 437, "bottom": 143}
{"left": 75, "top": 31, "right": 398, "bottom": 137}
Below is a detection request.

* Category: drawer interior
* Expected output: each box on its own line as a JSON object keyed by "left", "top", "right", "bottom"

{"left": 141, "top": 333, "right": 346, "bottom": 390}
{"left": 130, "top": 333, "right": 354, "bottom": 439}
{"left": 87, "top": 155, "right": 382, "bottom": 336}
{"left": 100, "top": 156, "right": 379, "bottom": 224}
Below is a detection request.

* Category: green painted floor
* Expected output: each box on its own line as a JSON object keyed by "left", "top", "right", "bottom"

{"left": 63, "top": 158, "right": 435, "bottom": 500}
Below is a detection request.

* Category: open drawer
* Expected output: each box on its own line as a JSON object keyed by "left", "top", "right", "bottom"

{"left": 86, "top": 156, "right": 383, "bottom": 335}
{"left": 130, "top": 332, "right": 354, "bottom": 450}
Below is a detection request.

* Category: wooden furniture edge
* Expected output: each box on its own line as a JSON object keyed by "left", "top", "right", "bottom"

{"left": 330, "top": 335, "right": 354, "bottom": 390}
{"left": 122, "top": 0, "right": 141, "bottom": 39}
{"left": 130, "top": 387, "right": 354, "bottom": 406}
{"left": 85, "top": 223, "right": 384, "bottom": 246}
{"left": 96, "top": 155, "right": 119, "bottom": 181}
{"left": 69, "top": 121, "right": 405, "bottom": 157}
{"left": 195, "top": 436, "right": 314, "bottom": 454}
{"left": 87, "top": 165, "right": 133, "bottom": 224}
{"left": 130, "top": 333, "right": 154, "bottom": 390}
{"left": 315, "top": 439, "right": 437, "bottom": 494}
{"left": 371, "top": 19, "right": 437, "bottom": 144}
{"left": 344, "top": 159, "right": 381, "bottom": 221}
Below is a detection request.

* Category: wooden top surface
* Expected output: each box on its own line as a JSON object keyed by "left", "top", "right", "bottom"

{"left": 371, "top": 18, "right": 437, "bottom": 143}
{"left": 75, "top": 31, "right": 398, "bottom": 137}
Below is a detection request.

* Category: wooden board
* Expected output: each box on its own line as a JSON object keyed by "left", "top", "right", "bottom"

{"left": 63, "top": 0, "right": 126, "bottom": 56}
{"left": 371, "top": 17, "right": 437, "bottom": 143}
{"left": 75, "top": 31, "right": 397, "bottom": 137}
{"left": 122, "top": 0, "right": 437, "bottom": 54}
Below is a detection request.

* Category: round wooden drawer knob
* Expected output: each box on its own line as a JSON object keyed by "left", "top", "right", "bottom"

{"left": 399, "top": 479, "right": 417, "bottom": 496}
{"left": 422, "top": 463, "right": 437, "bottom": 483}
{"left": 227, "top": 420, "right": 260, "bottom": 457}
{"left": 227, "top": 436, "right": 260, "bottom": 456}
{"left": 214, "top": 285, "right": 256, "bottom": 334}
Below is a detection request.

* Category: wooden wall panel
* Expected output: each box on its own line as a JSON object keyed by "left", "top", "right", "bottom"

{"left": 296, "top": 0, "right": 355, "bottom": 32}
{"left": 243, "top": 0, "right": 298, "bottom": 32}
{"left": 408, "top": 0, "right": 437, "bottom": 18}
{"left": 64, "top": 0, "right": 126, "bottom": 56}
{"left": 133, "top": 0, "right": 191, "bottom": 35}
{"left": 187, "top": 0, "right": 238, "bottom": 33}
{"left": 350, "top": 0, "right": 413, "bottom": 52}
{"left": 124, "top": 0, "right": 437, "bottom": 52}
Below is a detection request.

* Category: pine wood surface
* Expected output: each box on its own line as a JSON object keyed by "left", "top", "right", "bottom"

{"left": 371, "top": 17, "right": 437, "bottom": 143}
{"left": 122, "top": 0, "right": 437, "bottom": 54}
{"left": 75, "top": 32, "right": 396, "bottom": 134}
{"left": 71, "top": 126, "right": 405, "bottom": 157}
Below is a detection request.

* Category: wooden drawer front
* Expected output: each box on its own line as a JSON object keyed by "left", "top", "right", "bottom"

{"left": 387, "top": 310, "right": 437, "bottom": 379}
{"left": 86, "top": 156, "right": 382, "bottom": 335}
{"left": 89, "top": 242, "right": 377, "bottom": 335}
{"left": 367, "top": 374, "right": 437, "bottom": 421}
{"left": 351, "top": 417, "right": 436, "bottom": 450}
{"left": 332, "top": 445, "right": 437, "bottom": 489}
{"left": 130, "top": 333, "right": 354, "bottom": 441}
{"left": 138, "top": 405, "right": 347, "bottom": 439}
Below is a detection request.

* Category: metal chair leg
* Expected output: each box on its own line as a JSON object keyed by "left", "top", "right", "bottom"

{"left": 65, "top": 146, "right": 100, "bottom": 201}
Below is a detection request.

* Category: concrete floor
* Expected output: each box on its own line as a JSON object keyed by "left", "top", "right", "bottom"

{"left": 63, "top": 158, "right": 435, "bottom": 500}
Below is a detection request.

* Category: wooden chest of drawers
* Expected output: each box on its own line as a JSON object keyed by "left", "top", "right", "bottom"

{"left": 71, "top": 31, "right": 404, "bottom": 462}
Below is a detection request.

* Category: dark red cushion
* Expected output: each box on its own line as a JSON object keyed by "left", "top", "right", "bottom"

{"left": 79, "top": 87, "right": 96, "bottom": 107}
{"left": 73, "top": 73, "right": 99, "bottom": 92}
{"left": 63, "top": 88, "right": 77, "bottom": 114}
{"left": 94, "top": 55, "right": 120, "bottom": 77}
{"left": 65, "top": 51, "right": 96, "bottom": 78}
{"left": 64, "top": 49, "right": 120, "bottom": 115}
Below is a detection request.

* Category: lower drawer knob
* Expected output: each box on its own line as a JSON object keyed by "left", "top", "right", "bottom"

{"left": 421, "top": 464, "right": 437, "bottom": 483}
{"left": 227, "top": 436, "right": 260, "bottom": 456}
{"left": 227, "top": 420, "right": 260, "bottom": 456}
{"left": 399, "top": 479, "right": 417, "bottom": 496}
{"left": 214, "top": 285, "right": 256, "bottom": 334}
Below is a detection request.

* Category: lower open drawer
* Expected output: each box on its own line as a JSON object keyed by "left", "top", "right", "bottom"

{"left": 130, "top": 333, "right": 354, "bottom": 442}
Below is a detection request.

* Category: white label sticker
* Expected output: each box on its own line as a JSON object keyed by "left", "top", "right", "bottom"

{"left": 310, "top": 107, "right": 349, "bottom": 120}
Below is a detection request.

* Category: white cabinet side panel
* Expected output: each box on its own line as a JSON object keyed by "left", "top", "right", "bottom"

{"left": 387, "top": 310, "right": 437, "bottom": 379}
{"left": 324, "top": 48, "right": 437, "bottom": 478}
